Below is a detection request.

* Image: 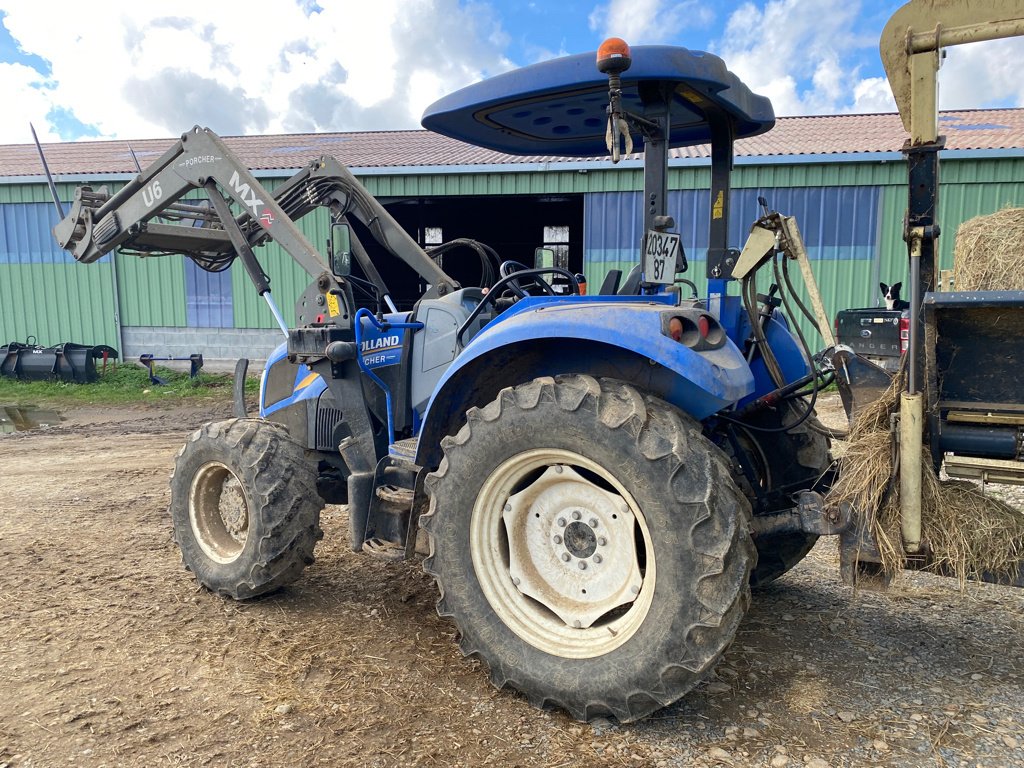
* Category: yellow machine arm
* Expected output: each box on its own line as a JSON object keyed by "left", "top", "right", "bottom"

{"left": 881, "top": 0, "right": 1024, "bottom": 145}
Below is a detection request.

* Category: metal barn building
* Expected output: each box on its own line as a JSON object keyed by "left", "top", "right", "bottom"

{"left": 2, "top": 109, "right": 1023, "bottom": 364}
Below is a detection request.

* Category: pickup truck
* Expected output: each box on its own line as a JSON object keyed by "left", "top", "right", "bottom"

{"left": 834, "top": 307, "right": 908, "bottom": 372}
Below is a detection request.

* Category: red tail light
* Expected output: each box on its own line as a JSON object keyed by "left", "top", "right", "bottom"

{"left": 899, "top": 317, "right": 910, "bottom": 354}
{"left": 697, "top": 315, "right": 710, "bottom": 339}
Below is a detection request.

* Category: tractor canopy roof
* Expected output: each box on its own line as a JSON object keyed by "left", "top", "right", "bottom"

{"left": 422, "top": 45, "right": 775, "bottom": 157}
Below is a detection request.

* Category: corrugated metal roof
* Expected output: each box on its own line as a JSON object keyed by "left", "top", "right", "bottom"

{"left": 3, "top": 109, "right": 1024, "bottom": 178}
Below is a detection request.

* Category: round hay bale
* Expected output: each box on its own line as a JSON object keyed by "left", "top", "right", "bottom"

{"left": 953, "top": 207, "right": 1024, "bottom": 291}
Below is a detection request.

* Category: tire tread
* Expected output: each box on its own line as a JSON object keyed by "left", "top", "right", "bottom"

{"left": 420, "top": 375, "right": 753, "bottom": 722}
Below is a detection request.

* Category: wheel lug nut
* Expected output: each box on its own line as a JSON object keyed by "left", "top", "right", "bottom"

{"left": 594, "top": 554, "right": 602, "bottom": 564}
{"left": 557, "top": 518, "right": 566, "bottom": 527}
{"left": 571, "top": 510, "right": 581, "bottom": 521}
{"left": 512, "top": 576, "right": 520, "bottom": 585}
{"left": 561, "top": 553, "right": 571, "bottom": 562}
{"left": 504, "top": 503, "right": 512, "bottom": 512}
{"left": 588, "top": 518, "right": 598, "bottom": 528}
{"left": 553, "top": 535, "right": 562, "bottom": 544}
{"left": 578, "top": 561, "right": 587, "bottom": 570}
{"left": 598, "top": 537, "right": 607, "bottom": 546}
{"left": 554, "top": 465, "right": 563, "bottom": 474}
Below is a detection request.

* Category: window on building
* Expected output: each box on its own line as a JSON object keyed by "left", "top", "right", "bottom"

{"left": 424, "top": 227, "right": 443, "bottom": 246}
{"left": 538, "top": 225, "right": 570, "bottom": 270}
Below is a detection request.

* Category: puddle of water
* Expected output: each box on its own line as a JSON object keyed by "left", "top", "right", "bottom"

{"left": 0, "top": 405, "right": 63, "bottom": 433}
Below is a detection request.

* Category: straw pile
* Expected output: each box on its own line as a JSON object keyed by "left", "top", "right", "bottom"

{"left": 953, "top": 207, "right": 1024, "bottom": 291}
{"left": 826, "top": 365, "right": 1024, "bottom": 587}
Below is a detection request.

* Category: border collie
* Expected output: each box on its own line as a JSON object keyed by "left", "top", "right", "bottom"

{"left": 880, "top": 282, "right": 910, "bottom": 311}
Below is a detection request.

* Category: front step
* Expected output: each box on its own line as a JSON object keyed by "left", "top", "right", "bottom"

{"left": 388, "top": 438, "right": 418, "bottom": 461}
{"left": 376, "top": 484, "right": 414, "bottom": 506}
{"left": 362, "top": 537, "right": 407, "bottom": 561}
{"left": 360, "top": 456, "right": 424, "bottom": 561}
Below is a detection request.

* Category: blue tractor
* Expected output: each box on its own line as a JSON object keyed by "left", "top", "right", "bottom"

{"left": 47, "top": 40, "right": 834, "bottom": 722}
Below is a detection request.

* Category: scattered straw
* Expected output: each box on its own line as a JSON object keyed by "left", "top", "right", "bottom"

{"left": 953, "top": 207, "right": 1024, "bottom": 291}
{"left": 826, "top": 363, "right": 1024, "bottom": 587}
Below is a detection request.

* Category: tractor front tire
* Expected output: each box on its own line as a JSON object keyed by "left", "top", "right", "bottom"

{"left": 421, "top": 375, "right": 754, "bottom": 722}
{"left": 170, "top": 418, "right": 324, "bottom": 600}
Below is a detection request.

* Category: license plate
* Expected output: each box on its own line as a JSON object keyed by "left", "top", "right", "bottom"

{"left": 643, "top": 230, "right": 680, "bottom": 285}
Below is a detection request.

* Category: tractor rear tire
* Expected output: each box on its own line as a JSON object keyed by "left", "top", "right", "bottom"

{"left": 421, "top": 375, "right": 754, "bottom": 722}
{"left": 170, "top": 418, "right": 324, "bottom": 600}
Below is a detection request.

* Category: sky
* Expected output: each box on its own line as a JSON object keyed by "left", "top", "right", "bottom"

{"left": 2, "top": 0, "right": 1024, "bottom": 145}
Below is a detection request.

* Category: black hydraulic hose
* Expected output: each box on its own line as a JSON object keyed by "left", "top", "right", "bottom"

{"left": 726, "top": 254, "right": 823, "bottom": 435}
{"left": 773, "top": 257, "right": 816, "bottom": 374}
{"left": 773, "top": 256, "right": 850, "bottom": 438}
{"left": 781, "top": 254, "right": 821, "bottom": 334}
{"left": 786, "top": 370, "right": 835, "bottom": 399}
{"left": 675, "top": 278, "right": 699, "bottom": 299}
{"left": 427, "top": 239, "right": 497, "bottom": 288}
{"left": 773, "top": 256, "right": 821, "bottom": 411}
{"left": 742, "top": 270, "right": 786, "bottom": 388}
{"left": 456, "top": 267, "right": 580, "bottom": 347}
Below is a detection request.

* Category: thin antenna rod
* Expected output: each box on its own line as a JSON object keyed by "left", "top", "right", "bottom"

{"left": 127, "top": 143, "right": 143, "bottom": 174}
{"left": 29, "top": 123, "right": 65, "bottom": 219}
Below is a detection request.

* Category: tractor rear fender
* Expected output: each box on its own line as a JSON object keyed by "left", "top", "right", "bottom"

{"left": 414, "top": 302, "right": 754, "bottom": 468}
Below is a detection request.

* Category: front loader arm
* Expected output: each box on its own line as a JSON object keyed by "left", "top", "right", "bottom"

{"left": 54, "top": 126, "right": 329, "bottom": 281}
{"left": 53, "top": 126, "right": 459, "bottom": 302}
{"left": 269, "top": 155, "right": 459, "bottom": 297}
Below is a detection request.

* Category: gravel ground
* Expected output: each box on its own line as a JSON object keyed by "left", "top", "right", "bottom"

{"left": 0, "top": 397, "right": 1021, "bottom": 767}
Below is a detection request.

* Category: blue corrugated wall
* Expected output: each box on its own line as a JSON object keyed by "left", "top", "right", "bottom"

{"left": 584, "top": 187, "right": 879, "bottom": 271}
{"left": 0, "top": 201, "right": 81, "bottom": 264}
{"left": 184, "top": 260, "right": 233, "bottom": 328}
{"left": 583, "top": 187, "right": 882, "bottom": 344}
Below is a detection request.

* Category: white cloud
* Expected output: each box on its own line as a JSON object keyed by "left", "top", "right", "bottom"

{"left": 0, "top": 0, "right": 515, "bottom": 143}
{"left": 0, "top": 60, "right": 59, "bottom": 142}
{"left": 714, "top": 0, "right": 895, "bottom": 116}
{"left": 850, "top": 76, "right": 893, "bottom": 114}
{"left": 937, "top": 37, "right": 1024, "bottom": 111}
{"left": 589, "top": 0, "right": 713, "bottom": 45}
{"left": 715, "top": 0, "right": 1024, "bottom": 117}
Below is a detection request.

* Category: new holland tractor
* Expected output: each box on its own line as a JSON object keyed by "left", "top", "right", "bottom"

{"left": 44, "top": 32, "right": 860, "bottom": 722}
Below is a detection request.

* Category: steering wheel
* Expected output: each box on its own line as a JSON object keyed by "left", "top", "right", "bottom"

{"left": 498, "top": 260, "right": 556, "bottom": 298}
{"left": 457, "top": 267, "right": 583, "bottom": 348}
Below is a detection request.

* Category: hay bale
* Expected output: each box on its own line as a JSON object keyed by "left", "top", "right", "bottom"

{"left": 826, "top": 364, "right": 1024, "bottom": 586}
{"left": 953, "top": 207, "right": 1024, "bottom": 291}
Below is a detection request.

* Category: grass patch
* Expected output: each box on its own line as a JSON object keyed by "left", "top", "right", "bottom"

{"left": 0, "top": 363, "right": 259, "bottom": 407}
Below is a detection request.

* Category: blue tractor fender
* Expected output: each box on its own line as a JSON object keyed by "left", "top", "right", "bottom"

{"left": 414, "top": 299, "right": 756, "bottom": 468}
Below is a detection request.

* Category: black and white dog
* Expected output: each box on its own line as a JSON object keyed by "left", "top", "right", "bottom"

{"left": 880, "top": 281, "right": 910, "bottom": 311}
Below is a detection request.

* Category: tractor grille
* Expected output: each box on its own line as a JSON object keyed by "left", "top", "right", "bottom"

{"left": 315, "top": 406, "right": 344, "bottom": 451}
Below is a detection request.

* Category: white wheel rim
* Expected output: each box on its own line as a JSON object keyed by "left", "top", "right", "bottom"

{"left": 189, "top": 461, "right": 250, "bottom": 564}
{"left": 470, "top": 448, "right": 656, "bottom": 658}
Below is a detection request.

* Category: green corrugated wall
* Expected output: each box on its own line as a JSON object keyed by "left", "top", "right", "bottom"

{"left": 0, "top": 260, "right": 117, "bottom": 347}
{"left": 2, "top": 156, "right": 1024, "bottom": 355}
{"left": 0, "top": 182, "right": 120, "bottom": 347}
{"left": 229, "top": 178, "right": 332, "bottom": 328}
{"left": 878, "top": 160, "right": 1024, "bottom": 291}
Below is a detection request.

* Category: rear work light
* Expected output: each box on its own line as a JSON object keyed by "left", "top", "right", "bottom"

{"left": 899, "top": 316, "right": 910, "bottom": 354}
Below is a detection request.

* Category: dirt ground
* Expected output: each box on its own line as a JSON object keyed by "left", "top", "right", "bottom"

{"left": 1, "top": 396, "right": 1022, "bottom": 768}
